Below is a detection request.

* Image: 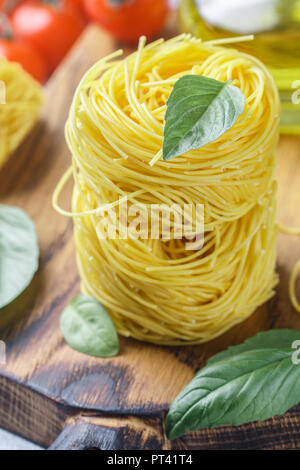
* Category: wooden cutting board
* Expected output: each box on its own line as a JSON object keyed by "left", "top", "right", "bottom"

{"left": 1, "top": 25, "right": 300, "bottom": 450}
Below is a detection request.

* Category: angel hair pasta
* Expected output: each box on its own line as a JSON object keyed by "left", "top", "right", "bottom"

{"left": 54, "top": 34, "right": 281, "bottom": 345}
{"left": 0, "top": 58, "right": 43, "bottom": 169}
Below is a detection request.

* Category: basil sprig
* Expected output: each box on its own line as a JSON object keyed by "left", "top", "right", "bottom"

{"left": 0, "top": 204, "right": 39, "bottom": 309}
{"left": 60, "top": 295, "right": 119, "bottom": 358}
{"left": 165, "top": 329, "right": 300, "bottom": 440}
{"left": 163, "top": 75, "right": 245, "bottom": 161}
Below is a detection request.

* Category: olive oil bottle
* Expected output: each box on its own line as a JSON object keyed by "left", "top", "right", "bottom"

{"left": 180, "top": 0, "right": 300, "bottom": 134}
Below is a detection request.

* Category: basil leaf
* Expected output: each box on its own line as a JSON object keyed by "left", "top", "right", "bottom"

{"left": 165, "top": 329, "right": 300, "bottom": 440}
{"left": 0, "top": 204, "right": 39, "bottom": 309}
{"left": 60, "top": 295, "right": 119, "bottom": 358}
{"left": 163, "top": 75, "right": 245, "bottom": 161}
{"left": 208, "top": 329, "right": 300, "bottom": 365}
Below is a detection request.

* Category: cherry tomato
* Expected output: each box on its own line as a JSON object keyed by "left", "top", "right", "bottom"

{"left": 84, "top": 0, "right": 169, "bottom": 43}
{"left": 0, "top": 38, "right": 47, "bottom": 82}
{"left": 65, "top": 0, "right": 86, "bottom": 18}
{"left": 11, "top": 0, "right": 85, "bottom": 72}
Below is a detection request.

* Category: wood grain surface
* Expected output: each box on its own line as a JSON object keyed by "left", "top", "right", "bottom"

{"left": 0, "top": 25, "right": 300, "bottom": 450}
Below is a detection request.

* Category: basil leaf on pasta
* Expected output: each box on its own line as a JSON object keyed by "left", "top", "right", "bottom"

{"left": 0, "top": 204, "right": 39, "bottom": 309}
{"left": 165, "top": 329, "right": 300, "bottom": 440}
{"left": 163, "top": 75, "right": 245, "bottom": 161}
{"left": 60, "top": 295, "right": 119, "bottom": 358}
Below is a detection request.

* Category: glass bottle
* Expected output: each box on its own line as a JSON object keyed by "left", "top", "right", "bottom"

{"left": 179, "top": 0, "right": 300, "bottom": 134}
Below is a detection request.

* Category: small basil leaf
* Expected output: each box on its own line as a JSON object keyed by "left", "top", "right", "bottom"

{"left": 163, "top": 75, "right": 245, "bottom": 161}
{"left": 0, "top": 204, "right": 39, "bottom": 309}
{"left": 208, "top": 329, "right": 300, "bottom": 365}
{"left": 165, "top": 329, "right": 300, "bottom": 440}
{"left": 60, "top": 295, "right": 119, "bottom": 358}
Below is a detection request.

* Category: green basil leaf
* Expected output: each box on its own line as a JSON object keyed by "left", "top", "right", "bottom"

{"left": 0, "top": 204, "right": 39, "bottom": 309}
{"left": 163, "top": 75, "right": 245, "bottom": 161}
{"left": 208, "top": 329, "right": 300, "bottom": 365}
{"left": 60, "top": 295, "right": 119, "bottom": 358}
{"left": 165, "top": 329, "right": 300, "bottom": 440}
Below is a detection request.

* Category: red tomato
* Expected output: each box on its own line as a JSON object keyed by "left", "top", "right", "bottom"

{"left": 65, "top": 0, "right": 86, "bottom": 18}
{"left": 11, "top": 0, "right": 85, "bottom": 72}
{"left": 84, "top": 0, "right": 169, "bottom": 43}
{"left": 0, "top": 38, "right": 47, "bottom": 82}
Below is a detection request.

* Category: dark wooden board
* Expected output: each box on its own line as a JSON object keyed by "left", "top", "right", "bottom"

{"left": 0, "top": 25, "right": 300, "bottom": 450}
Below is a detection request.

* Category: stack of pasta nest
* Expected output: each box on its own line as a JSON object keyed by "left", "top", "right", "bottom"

{"left": 63, "top": 35, "right": 280, "bottom": 345}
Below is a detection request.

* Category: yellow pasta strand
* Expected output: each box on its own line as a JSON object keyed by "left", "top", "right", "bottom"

{"left": 0, "top": 59, "right": 43, "bottom": 169}
{"left": 58, "top": 34, "right": 282, "bottom": 345}
{"left": 289, "top": 259, "right": 300, "bottom": 313}
{"left": 278, "top": 223, "right": 300, "bottom": 313}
